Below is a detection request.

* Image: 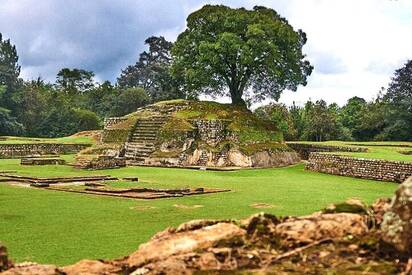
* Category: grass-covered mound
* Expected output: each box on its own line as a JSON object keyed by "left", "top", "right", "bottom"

{"left": 166, "top": 100, "right": 283, "bottom": 145}
{"left": 103, "top": 100, "right": 293, "bottom": 162}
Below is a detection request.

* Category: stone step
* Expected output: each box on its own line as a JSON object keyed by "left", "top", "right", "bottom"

{"left": 133, "top": 129, "right": 158, "bottom": 134}
{"left": 138, "top": 121, "right": 166, "bottom": 125}
{"left": 132, "top": 134, "right": 157, "bottom": 138}
{"left": 126, "top": 149, "right": 154, "bottom": 155}
{"left": 130, "top": 138, "right": 157, "bottom": 143}
{"left": 126, "top": 145, "right": 155, "bottom": 152}
{"left": 127, "top": 142, "right": 155, "bottom": 148}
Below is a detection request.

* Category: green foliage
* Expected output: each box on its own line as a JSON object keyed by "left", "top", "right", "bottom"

{"left": 381, "top": 60, "right": 412, "bottom": 141}
{"left": 109, "top": 87, "right": 150, "bottom": 117}
{"left": 172, "top": 5, "right": 312, "bottom": 106}
{"left": 118, "top": 36, "right": 189, "bottom": 102}
{"left": 56, "top": 68, "right": 95, "bottom": 94}
{"left": 0, "top": 107, "right": 24, "bottom": 135}
{"left": 255, "top": 103, "right": 297, "bottom": 140}
{"left": 72, "top": 109, "right": 100, "bottom": 131}
{"left": 0, "top": 33, "right": 20, "bottom": 91}
{"left": 339, "top": 97, "right": 367, "bottom": 140}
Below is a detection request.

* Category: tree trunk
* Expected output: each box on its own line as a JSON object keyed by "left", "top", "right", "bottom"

{"left": 230, "top": 88, "right": 247, "bottom": 108}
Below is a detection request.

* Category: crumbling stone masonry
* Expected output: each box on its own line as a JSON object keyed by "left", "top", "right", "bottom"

{"left": 306, "top": 152, "right": 412, "bottom": 182}
{"left": 0, "top": 144, "right": 90, "bottom": 158}
{"left": 194, "top": 119, "right": 230, "bottom": 146}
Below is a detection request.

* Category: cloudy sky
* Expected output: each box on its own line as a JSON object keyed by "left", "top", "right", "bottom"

{"left": 1, "top": 0, "right": 411, "bottom": 106}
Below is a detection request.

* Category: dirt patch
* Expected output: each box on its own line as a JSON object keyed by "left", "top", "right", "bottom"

{"left": 250, "top": 203, "right": 276, "bottom": 209}
{"left": 173, "top": 204, "right": 204, "bottom": 209}
{"left": 70, "top": 130, "right": 102, "bottom": 142}
{"left": 130, "top": 205, "right": 158, "bottom": 211}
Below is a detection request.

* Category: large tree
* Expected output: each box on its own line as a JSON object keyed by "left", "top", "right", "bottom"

{"left": 118, "top": 36, "right": 186, "bottom": 101}
{"left": 302, "top": 100, "right": 344, "bottom": 141}
{"left": 380, "top": 60, "right": 412, "bottom": 140}
{"left": 56, "top": 68, "right": 95, "bottom": 94}
{"left": 0, "top": 33, "right": 22, "bottom": 113}
{"left": 339, "top": 96, "right": 367, "bottom": 140}
{"left": 0, "top": 33, "right": 20, "bottom": 90}
{"left": 172, "top": 5, "right": 312, "bottom": 106}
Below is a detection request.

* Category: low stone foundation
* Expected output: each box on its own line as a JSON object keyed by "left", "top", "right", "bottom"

{"left": 287, "top": 142, "right": 367, "bottom": 160}
{"left": 306, "top": 153, "right": 412, "bottom": 182}
{"left": 0, "top": 143, "right": 90, "bottom": 158}
{"left": 75, "top": 156, "right": 126, "bottom": 170}
{"left": 20, "top": 158, "right": 65, "bottom": 165}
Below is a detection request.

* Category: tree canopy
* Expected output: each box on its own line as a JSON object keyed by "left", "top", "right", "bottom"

{"left": 382, "top": 60, "right": 412, "bottom": 140}
{"left": 172, "top": 5, "right": 313, "bottom": 106}
{"left": 117, "top": 36, "right": 187, "bottom": 101}
{"left": 56, "top": 68, "right": 95, "bottom": 94}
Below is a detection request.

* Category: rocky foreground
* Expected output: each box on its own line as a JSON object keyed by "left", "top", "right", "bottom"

{"left": 1, "top": 178, "right": 412, "bottom": 274}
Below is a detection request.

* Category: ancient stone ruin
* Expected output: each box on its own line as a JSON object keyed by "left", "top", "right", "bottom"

{"left": 0, "top": 173, "right": 227, "bottom": 199}
{"left": 88, "top": 100, "right": 300, "bottom": 169}
{"left": 0, "top": 143, "right": 90, "bottom": 158}
{"left": 2, "top": 176, "right": 412, "bottom": 274}
{"left": 306, "top": 152, "right": 412, "bottom": 183}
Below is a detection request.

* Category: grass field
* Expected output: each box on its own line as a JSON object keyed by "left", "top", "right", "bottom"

{"left": 289, "top": 141, "right": 412, "bottom": 163}
{"left": 0, "top": 135, "right": 94, "bottom": 144}
{"left": 0, "top": 157, "right": 398, "bottom": 265}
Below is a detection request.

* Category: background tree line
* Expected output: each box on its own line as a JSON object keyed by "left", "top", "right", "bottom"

{"left": 255, "top": 62, "right": 412, "bottom": 142}
{"left": 0, "top": 35, "right": 189, "bottom": 137}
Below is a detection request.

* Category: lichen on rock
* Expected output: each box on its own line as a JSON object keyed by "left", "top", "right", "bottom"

{"left": 381, "top": 176, "right": 412, "bottom": 253}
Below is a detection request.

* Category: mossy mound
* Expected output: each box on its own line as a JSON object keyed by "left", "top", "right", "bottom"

{"left": 101, "top": 100, "right": 299, "bottom": 168}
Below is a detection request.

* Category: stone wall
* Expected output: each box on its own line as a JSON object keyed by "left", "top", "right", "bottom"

{"left": 194, "top": 119, "right": 229, "bottom": 146}
{"left": 0, "top": 143, "right": 90, "bottom": 158}
{"left": 104, "top": 117, "right": 128, "bottom": 129}
{"left": 287, "top": 142, "right": 367, "bottom": 160}
{"left": 306, "top": 152, "right": 412, "bottom": 183}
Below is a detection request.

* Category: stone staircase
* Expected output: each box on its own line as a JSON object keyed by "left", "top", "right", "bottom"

{"left": 124, "top": 116, "right": 167, "bottom": 163}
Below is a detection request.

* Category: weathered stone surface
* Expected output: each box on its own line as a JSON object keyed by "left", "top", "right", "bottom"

{"left": 381, "top": 177, "right": 412, "bottom": 253}
{"left": 306, "top": 152, "right": 412, "bottom": 183}
{"left": 371, "top": 198, "right": 391, "bottom": 226}
{"left": 1, "top": 263, "right": 61, "bottom": 275}
{"left": 275, "top": 213, "right": 368, "bottom": 246}
{"left": 0, "top": 244, "right": 9, "bottom": 272}
{"left": 20, "top": 158, "right": 65, "bottom": 166}
{"left": 75, "top": 155, "right": 126, "bottom": 170}
{"left": 62, "top": 259, "right": 121, "bottom": 275}
{"left": 323, "top": 198, "right": 368, "bottom": 214}
{"left": 0, "top": 144, "right": 90, "bottom": 159}
{"left": 127, "top": 222, "right": 246, "bottom": 268}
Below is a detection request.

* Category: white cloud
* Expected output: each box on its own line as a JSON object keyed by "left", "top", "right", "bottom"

{"left": 1, "top": 0, "right": 411, "bottom": 106}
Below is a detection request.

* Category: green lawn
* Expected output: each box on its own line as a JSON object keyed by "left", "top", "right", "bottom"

{"left": 0, "top": 135, "right": 94, "bottom": 144}
{"left": 0, "top": 158, "right": 398, "bottom": 265}
{"left": 289, "top": 141, "right": 412, "bottom": 163}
